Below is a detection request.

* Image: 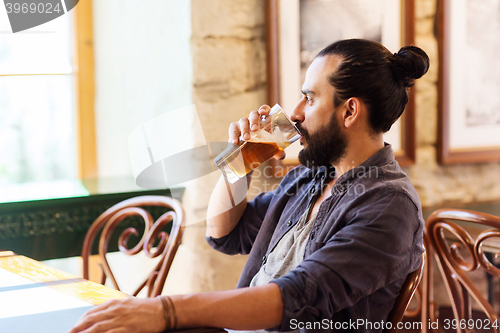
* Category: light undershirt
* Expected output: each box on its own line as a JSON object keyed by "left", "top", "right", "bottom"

{"left": 233, "top": 208, "right": 317, "bottom": 333}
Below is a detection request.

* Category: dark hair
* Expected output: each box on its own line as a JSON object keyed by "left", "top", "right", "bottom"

{"left": 317, "top": 39, "right": 430, "bottom": 133}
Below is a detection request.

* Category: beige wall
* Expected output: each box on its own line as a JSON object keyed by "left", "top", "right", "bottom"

{"left": 92, "top": 0, "right": 193, "bottom": 179}
{"left": 165, "top": 0, "right": 500, "bottom": 295}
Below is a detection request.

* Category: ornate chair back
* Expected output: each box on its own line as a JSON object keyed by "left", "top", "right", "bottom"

{"left": 385, "top": 252, "right": 425, "bottom": 332}
{"left": 425, "top": 209, "right": 500, "bottom": 333}
{"left": 81, "top": 195, "right": 184, "bottom": 297}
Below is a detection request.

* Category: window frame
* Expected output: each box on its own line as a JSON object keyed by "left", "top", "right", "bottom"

{"left": 73, "top": 0, "right": 97, "bottom": 179}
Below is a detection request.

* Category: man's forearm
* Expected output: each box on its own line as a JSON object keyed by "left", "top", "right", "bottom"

{"left": 171, "top": 283, "right": 284, "bottom": 330}
{"left": 206, "top": 175, "right": 251, "bottom": 239}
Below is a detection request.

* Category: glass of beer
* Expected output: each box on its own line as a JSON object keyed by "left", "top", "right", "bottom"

{"left": 214, "top": 104, "right": 302, "bottom": 183}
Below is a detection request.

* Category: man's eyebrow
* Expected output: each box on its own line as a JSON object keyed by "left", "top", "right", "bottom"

{"left": 301, "top": 89, "right": 314, "bottom": 95}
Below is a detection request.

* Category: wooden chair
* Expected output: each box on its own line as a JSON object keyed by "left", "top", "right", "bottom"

{"left": 81, "top": 195, "right": 184, "bottom": 297}
{"left": 425, "top": 209, "right": 500, "bottom": 333}
{"left": 385, "top": 252, "right": 426, "bottom": 332}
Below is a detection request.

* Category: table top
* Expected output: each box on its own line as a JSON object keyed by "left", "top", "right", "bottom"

{"left": 0, "top": 251, "right": 128, "bottom": 305}
{"left": 0, "top": 251, "right": 226, "bottom": 333}
{"left": 0, "top": 251, "right": 129, "bottom": 332}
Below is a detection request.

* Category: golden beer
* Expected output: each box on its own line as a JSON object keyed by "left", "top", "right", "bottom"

{"left": 217, "top": 141, "right": 287, "bottom": 180}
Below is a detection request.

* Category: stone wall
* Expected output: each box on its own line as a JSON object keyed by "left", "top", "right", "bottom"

{"left": 409, "top": 0, "right": 500, "bottom": 207}
{"left": 164, "top": 0, "right": 267, "bottom": 294}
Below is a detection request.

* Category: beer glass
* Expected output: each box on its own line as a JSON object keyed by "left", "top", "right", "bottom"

{"left": 214, "top": 104, "right": 301, "bottom": 183}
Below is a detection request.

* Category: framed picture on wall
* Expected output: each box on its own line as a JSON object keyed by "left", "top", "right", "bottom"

{"left": 265, "top": 0, "right": 417, "bottom": 175}
{"left": 437, "top": 0, "right": 500, "bottom": 164}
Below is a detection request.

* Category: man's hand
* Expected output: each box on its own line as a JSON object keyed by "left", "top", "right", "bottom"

{"left": 67, "top": 285, "right": 283, "bottom": 332}
{"left": 228, "top": 104, "right": 285, "bottom": 160}
{"left": 66, "top": 298, "right": 166, "bottom": 333}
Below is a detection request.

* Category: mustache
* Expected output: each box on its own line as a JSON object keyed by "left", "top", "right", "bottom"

{"left": 295, "top": 123, "right": 309, "bottom": 139}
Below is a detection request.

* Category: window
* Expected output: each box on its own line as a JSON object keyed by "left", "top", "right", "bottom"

{"left": 0, "top": 2, "right": 95, "bottom": 188}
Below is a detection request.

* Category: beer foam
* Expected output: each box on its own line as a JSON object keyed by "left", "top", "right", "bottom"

{"left": 248, "top": 127, "right": 287, "bottom": 147}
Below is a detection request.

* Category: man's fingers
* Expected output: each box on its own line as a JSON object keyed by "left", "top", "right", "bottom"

{"left": 238, "top": 117, "right": 251, "bottom": 141}
{"left": 227, "top": 105, "right": 272, "bottom": 144}
{"left": 67, "top": 301, "right": 119, "bottom": 333}
{"left": 77, "top": 320, "right": 114, "bottom": 333}
{"left": 79, "top": 320, "right": 128, "bottom": 333}
{"left": 248, "top": 110, "right": 261, "bottom": 131}
{"left": 68, "top": 312, "right": 107, "bottom": 333}
{"left": 67, "top": 298, "right": 165, "bottom": 333}
{"left": 66, "top": 311, "right": 96, "bottom": 332}
{"left": 258, "top": 104, "right": 271, "bottom": 116}
{"left": 228, "top": 122, "right": 241, "bottom": 145}
{"left": 106, "top": 329, "right": 127, "bottom": 333}
{"left": 273, "top": 150, "right": 286, "bottom": 160}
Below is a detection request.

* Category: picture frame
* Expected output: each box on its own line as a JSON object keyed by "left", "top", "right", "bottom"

{"left": 437, "top": 0, "right": 500, "bottom": 164}
{"left": 265, "top": 0, "right": 417, "bottom": 176}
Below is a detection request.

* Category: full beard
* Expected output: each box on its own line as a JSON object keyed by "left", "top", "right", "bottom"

{"left": 296, "top": 113, "right": 348, "bottom": 169}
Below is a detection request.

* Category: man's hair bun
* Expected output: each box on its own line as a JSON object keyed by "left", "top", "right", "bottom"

{"left": 392, "top": 46, "right": 430, "bottom": 87}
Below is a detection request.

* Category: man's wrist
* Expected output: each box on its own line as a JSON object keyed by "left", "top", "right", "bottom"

{"left": 157, "top": 295, "right": 178, "bottom": 330}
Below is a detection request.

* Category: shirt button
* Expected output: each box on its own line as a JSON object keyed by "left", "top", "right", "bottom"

{"left": 287, "top": 220, "right": 292, "bottom": 227}
{"left": 262, "top": 256, "right": 267, "bottom": 265}
{"left": 321, "top": 175, "right": 326, "bottom": 180}
{"left": 333, "top": 185, "right": 344, "bottom": 194}
{"left": 310, "top": 187, "right": 316, "bottom": 194}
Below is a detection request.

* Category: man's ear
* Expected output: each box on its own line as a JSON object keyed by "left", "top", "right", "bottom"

{"left": 343, "top": 97, "right": 361, "bottom": 128}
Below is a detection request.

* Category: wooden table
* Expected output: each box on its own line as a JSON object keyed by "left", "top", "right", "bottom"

{"left": 0, "top": 251, "right": 225, "bottom": 333}
{"left": 0, "top": 251, "right": 129, "bottom": 332}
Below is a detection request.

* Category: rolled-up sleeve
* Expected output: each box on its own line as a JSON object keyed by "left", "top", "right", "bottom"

{"left": 206, "top": 190, "right": 275, "bottom": 255}
{"left": 270, "top": 189, "right": 423, "bottom": 330}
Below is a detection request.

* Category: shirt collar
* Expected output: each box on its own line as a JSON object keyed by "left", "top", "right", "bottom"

{"left": 312, "top": 165, "right": 336, "bottom": 183}
{"left": 331, "top": 143, "right": 395, "bottom": 193}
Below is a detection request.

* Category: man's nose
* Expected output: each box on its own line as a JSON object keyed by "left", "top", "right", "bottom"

{"left": 290, "top": 99, "right": 305, "bottom": 123}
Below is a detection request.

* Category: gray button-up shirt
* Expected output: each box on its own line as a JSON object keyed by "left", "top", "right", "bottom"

{"left": 207, "top": 144, "right": 424, "bottom": 333}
